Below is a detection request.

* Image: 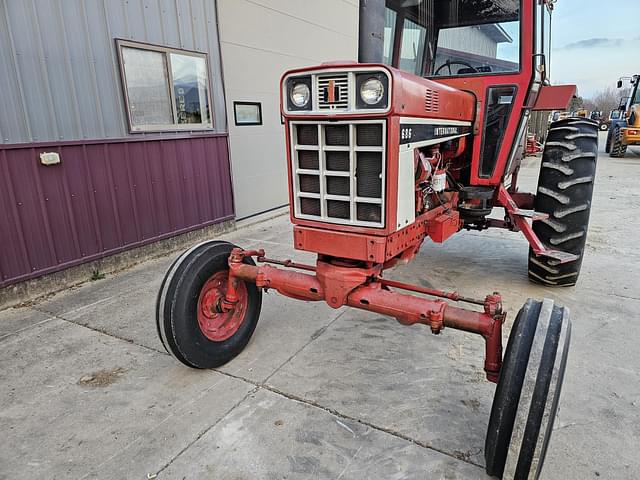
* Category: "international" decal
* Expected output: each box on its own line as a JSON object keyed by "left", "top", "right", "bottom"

{"left": 399, "top": 123, "right": 471, "bottom": 145}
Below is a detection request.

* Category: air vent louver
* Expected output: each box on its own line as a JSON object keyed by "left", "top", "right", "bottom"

{"left": 425, "top": 88, "right": 440, "bottom": 112}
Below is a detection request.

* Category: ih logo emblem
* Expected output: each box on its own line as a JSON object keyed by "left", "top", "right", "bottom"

{"left": 326, "top": 79, "right": 338, "bottom": 103}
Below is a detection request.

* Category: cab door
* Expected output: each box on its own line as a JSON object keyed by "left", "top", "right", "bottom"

{"left": 382, "top": 0, "right": 537, "bottom": 186}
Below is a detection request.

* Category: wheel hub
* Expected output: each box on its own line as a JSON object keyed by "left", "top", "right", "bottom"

{"left": 197, "top": 271, "right": 248, "bottom": 341}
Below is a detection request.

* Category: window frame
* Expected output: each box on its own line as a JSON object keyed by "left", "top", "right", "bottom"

{"left": 399, "top": 17, "right": 428, "bottom": 76}
{"left": 383, "top": 0, "right": 523, "bottom": 79}
{"left": 116, "top": 39, "right": 214, "bottom": 133}
{"left": 233, "top": 101, "right": 263, "bottom": 126}
{"left": 430, "top": 18, "right": 522, "bottom": 79}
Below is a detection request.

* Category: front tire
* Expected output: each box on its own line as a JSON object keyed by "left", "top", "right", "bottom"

{"left": 156, "top": 240, "right": 262, "bottom": 368}
{"left": 609, "top": 127, "right": 627, "bottom": 158}
{"left": 485, "top": 298, "right": 571, "bottom": 479}
{"left": 528, "top": 118, "right": 598, "bottom": 286}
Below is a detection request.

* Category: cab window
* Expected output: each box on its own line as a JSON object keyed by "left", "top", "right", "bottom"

{"left": 400, "top": 19, "right": 427, "bottom": 75}
{"left": 383, "top": 0, "right": 521, "bottom": 77}
{"left": 434, "top": 21, "right": 519, "bottom": 76}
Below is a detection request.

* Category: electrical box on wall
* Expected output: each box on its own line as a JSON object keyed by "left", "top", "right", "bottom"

{"left": 39, "top": 152, "right": 61, "bottom": 166}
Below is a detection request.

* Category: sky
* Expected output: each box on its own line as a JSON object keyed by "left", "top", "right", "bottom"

{"left": 549, "top": 0, "right": 640, "bottom": 98}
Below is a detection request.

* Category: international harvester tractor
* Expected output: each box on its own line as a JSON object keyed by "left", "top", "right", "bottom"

{"left": 157, "top": 1, "right": 599, "bottom": 478}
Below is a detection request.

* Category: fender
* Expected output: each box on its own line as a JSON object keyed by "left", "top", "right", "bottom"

{"left": 532, "top": 84, "right": 577, "bottom": 111}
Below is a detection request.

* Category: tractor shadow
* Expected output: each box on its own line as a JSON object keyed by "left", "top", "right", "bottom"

{"left": 388, "top": 230, "right": 533, "bottom": 297}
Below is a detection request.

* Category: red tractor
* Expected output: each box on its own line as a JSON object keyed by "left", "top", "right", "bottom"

{"left": 157, "top": 1, "right": 598, "bottom": 478}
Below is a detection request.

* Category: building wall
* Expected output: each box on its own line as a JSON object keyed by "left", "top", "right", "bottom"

{"left": 216, "top": 0, "right": 359, "bottom": 219}
{"left": 0, "top": 0, "right": 234, "bottom": 288}
{"left": 0, "top": 135, "right": 233, "bottom": 288}
{"left": 0, "top": 0, "right": 227, "bottom": 144}
{"left": 438, "top": 27, "right": 498, "bottom": 59}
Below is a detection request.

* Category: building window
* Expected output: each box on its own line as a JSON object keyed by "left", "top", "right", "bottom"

{"left": 117, "top": 40, "right": 213, "bottom": 132}
{"left": 233, "top": 102, "right": 262, "bottom": 126}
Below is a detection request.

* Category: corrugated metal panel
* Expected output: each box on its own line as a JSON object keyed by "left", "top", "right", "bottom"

{"left": 0, "top": 135, "right": 234, "bottom": 287}
{"left": 0, "top": 0, "right": 226, "bottom": 144}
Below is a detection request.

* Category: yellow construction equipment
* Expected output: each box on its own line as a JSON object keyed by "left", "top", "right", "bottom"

{"left": 607, "top": 75, "right": 640, "bottom": 157}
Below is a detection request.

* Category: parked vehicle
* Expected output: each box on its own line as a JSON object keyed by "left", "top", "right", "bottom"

{"left": 607, "top": 75, "right": 640, "bottom": 157}
{"left": 158, "top": 2, "right": 594, "bottom": 478}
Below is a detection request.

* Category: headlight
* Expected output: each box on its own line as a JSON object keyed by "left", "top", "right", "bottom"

{"left": 360, "top": 77, "right": 385, "bottom": 105}
{"left": 290, "top": 83, "right": 310, "bottom": 108}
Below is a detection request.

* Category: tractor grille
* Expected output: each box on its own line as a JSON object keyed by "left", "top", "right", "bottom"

{"left": 291, "top": 120, "right": 385, "bottom": 227}
{"left": 317, "top": 73, "right": 349, "bottom": 111}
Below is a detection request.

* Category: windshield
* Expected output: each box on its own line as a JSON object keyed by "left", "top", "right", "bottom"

{"left": 383, "top": 0, "right": 521, "bottom": 77}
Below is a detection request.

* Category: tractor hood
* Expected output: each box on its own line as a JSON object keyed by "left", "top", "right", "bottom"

{"left": 281, "top": 62, "right": 475, "bottom": 123}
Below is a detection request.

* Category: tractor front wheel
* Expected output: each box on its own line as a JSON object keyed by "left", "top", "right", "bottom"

{"left": 528, "top": 118, "right": 598, "bottom": 286}
{"left": 609, "top": 126, "right": 627, "bottom": 157}
{"left": 485, "top": 298, "right": 571, "bottom": 479}
{"left": 156, "top": 240, "right": 262, "bottom": 368}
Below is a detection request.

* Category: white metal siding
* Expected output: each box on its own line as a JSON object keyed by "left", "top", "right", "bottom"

{"left": 216, "top": 0, "right": 359, "bottom": 218}
{"left": 0, "top": 0, "right": 226, "bottom": 144}
{"left": 438, "top": 27, "right": 498, "bottom": 59}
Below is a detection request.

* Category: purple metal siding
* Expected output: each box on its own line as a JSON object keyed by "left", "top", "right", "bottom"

{"left": 0, "top": 134, "right": 234, "bottom": 288}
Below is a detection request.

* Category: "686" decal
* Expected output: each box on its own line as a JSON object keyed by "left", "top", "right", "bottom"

{"left": 401, "top": 127, "right": 413, "bottom": 140}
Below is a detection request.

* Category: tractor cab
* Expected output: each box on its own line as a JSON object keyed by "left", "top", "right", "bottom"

{"left": 380, "top": 0, "right": 555, "bottom": 185}
{"left": 610, "top": 109, "right": 622, "bottom": 121}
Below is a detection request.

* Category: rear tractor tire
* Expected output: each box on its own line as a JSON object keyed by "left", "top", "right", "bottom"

{"left": 528, "top": 118, "right": 598, "bottom": 286}
{"left": 485, "top": 298, "right": 571, "bottom": 479}
{"left": 608, "top": 126, "right": 627, "bottom": 158}
{"left": 156, "top": 240, "right": 262, "bottom": 368}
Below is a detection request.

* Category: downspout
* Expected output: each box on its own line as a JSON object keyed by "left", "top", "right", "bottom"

{"left": 358, "top": 0, "right": 386, "bottom": 63}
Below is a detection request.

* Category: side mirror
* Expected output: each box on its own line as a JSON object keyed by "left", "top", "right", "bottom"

{"left": 617, "top": 80, "right": 623, "bottom": 88}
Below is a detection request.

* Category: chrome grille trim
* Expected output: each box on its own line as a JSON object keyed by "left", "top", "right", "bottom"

{"left": 291, "top": 120, "right": 386, "bottom": 228}
{"left": 282, "top": 67, "right": 391, "bottom": 115}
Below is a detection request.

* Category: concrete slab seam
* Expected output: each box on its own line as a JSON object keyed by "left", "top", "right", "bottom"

{"left": 0, "top": 313, "right": 56, "bottom": 342}
{"left": 261, "top": 309, "right": 349, "bottom": 384}
{"left": 241, "top": 237, "right": 292, "bottom": 247}
{"left": 152, "top": 386, "right": 260, "bottom": 478}
{"left": 25, "top": 304, "right": 484, "bottom": 469}
{"left": 31, "top": 306, "right": 167, "bottom": 356}
{"left": 258, "top": 382, "right": 485, "bottom": 468}
{"left": 75, "top": 380, "right": 252, "bottom": 480}
{"left": 27, "top": 303, "right": 481, "bottom": 469}
{"left": 209, "top": 364, "right": 486, "bottom": 470}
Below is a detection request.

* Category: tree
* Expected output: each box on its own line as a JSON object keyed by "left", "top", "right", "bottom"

{"left": 568, "top": 94, "right": 584, "bottom": 112}
{"left": 587, "top": 86, "right": 632, "bottom": 117}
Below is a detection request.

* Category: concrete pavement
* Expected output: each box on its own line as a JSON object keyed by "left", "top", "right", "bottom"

{"left": 1, "top": 135, "right": 639, "bottom": 479}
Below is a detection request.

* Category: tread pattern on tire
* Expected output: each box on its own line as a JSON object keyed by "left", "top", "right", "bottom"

{"left": 485, "top": 300, "right": 540, "bottom": 478}
{"left": 609, "top": 127, "right": 627, "bottom": 157}
{"left": 156, "top": 241, "right": 262, "bottom": 369}
{"left": 156, "top": 240, "right": 227, "bottom": 357}
{"left": 502, "top": 299, "right": 571, "bottom": 479}
{"left": 528, "top": 117, "right": 598, "bottom": 286}
{"left": 485, "top": 298, "right": 571, "bottom": 479}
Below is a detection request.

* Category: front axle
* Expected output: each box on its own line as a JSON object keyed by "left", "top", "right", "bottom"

{"left": 225, "top": 247, "right": 505, "bottom": 382}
